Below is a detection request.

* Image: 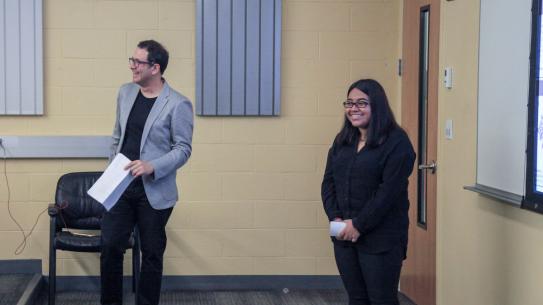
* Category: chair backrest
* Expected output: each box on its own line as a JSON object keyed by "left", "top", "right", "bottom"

{"left": 54, "top": 172, "right": 105, "bottom": 230}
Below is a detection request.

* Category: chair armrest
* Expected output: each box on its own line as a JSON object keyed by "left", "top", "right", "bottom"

{"left": 48, "top": 204, "right": 59, "bottom": 217}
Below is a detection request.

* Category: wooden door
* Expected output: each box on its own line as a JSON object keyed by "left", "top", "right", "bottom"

{"left": 400, "top": 0, "right": 439, "bottom": 305}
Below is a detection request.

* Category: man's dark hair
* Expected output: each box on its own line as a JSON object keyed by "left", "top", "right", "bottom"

{"left": 335, "top": 79, "right": 400, "bottom": 148}
{"left": 137, "top": 40, "right": 169, "bottom": 75}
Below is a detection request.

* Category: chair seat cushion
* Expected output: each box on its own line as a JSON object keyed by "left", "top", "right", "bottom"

{"left": 54, "top": 231, "right": 101, "bottom": 252}
{"left": 54, "top": 231, "right": 136, "bottom": 252}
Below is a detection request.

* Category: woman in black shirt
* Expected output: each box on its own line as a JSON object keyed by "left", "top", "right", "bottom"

{"left": 322, "top": 79, "right": 416, "bottom": 305}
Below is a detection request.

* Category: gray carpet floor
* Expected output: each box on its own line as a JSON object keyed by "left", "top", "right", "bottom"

{"left": 0, "top": 273, "right": 417, "bottom": 305}
{"left": 36, "top": 289, "right": 416, "bottom": 305}
{"left": 0, "top": 274, "right": 34, "bottom": 305}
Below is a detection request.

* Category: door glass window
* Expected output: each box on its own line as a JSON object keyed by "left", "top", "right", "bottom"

{"left": 417, "top": 8, "right": 430, "bottom": 228}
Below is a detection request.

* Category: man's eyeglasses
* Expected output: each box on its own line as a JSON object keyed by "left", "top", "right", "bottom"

{"left": 343, "top": 99, "right": 370, "bottom": 109}
{"left": 128, "top": 57, "right": 154, "bottom": 67}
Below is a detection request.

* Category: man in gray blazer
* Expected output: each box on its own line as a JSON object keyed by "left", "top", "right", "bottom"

{"left": 101, "top": 40, "right": 193, "bottom": 305}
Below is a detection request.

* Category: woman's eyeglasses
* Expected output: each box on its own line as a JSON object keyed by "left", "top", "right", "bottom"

{"left": 343, "top": 99, "right": 370, "bottom": 109}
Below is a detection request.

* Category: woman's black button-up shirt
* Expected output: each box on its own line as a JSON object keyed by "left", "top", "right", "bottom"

{"left": 321, "top": 128, "right": 416, "bottom": 253}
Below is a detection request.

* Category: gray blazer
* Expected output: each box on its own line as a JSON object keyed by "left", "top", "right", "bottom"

{"left": 110, "top": 81, "right": 193, "bottom": 210}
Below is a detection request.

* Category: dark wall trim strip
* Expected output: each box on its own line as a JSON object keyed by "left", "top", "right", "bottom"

{"left": 464, "top": 183, "right": 523, "bottom": 206}
{"left": 0, "top": 259, "right": 41, "bottom": 274}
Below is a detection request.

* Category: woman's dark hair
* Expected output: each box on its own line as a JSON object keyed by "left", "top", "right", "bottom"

{"left": 137, "top": 40, "right": 169, "bottom": 74}
{"left": 334, "top": 79, "right": 400, "bottom": 148}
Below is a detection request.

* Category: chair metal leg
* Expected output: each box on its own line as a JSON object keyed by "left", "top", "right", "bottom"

{"left": 49, "top": 247, "right": 56, "bottom": 305}
{"left": 49, "top": 217, "right": 57, "bottom": 305}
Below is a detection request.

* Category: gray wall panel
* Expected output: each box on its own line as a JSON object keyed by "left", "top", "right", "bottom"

{"left": 195, "top": 0, "right": 203, "bottom": 115}
{"left": 202, "top": 0, "right": 218, "bottom": 115}
{"left": 259, "top": 0, "right": 274, "bottom": 115}
{"left": 231, "top": 0, "right": 246, "bottom": 115}
{"left": 5, "top": 0, "right": 21, "bottom": 115}
{"left": 1, "top": 0, "right": 43, "bottom": 115}
{"left": 20, "top": 0, "right": 35, "bottom": 114}
{"left": 34, "top": 0, "right": 43, "bottom": 114}
{"left": 273, "top": 0, "right": 281, "bottom": 114}
{"left": 245, "top": 0, "right": 260, "bottom": 115}
{"left": 0, "top": 0, "right": 5, "bottom": 114}
{"left": 217, "top": 0, "right": 232, "bottom": 115}
{"left": 197, "top": 0, "right": 281, "bottom": 116}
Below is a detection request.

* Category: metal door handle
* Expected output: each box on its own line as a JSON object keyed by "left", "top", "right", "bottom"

{"left": 418, "top": 160, "right": 437, "bottom": 174}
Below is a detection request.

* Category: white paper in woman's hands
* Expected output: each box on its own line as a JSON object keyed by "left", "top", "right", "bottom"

{"left": 329, "top": 221, "right": 346, "bottom": 237}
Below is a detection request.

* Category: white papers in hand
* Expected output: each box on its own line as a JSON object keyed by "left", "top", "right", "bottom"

{"left": 87, "top": 153, "right": 134, "bottom": 211}
{"left": 329, "top": 221, "right": 346, "bottom": 237}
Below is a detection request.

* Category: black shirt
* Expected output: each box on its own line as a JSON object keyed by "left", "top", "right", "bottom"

{"left": 120, "top": 91, "right": 157, "bottom": 161}
{"left": 321, "top": 128, "right": 416, "bottom": 252}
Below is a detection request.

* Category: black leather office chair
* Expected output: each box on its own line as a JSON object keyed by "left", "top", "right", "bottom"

{"left": 48, "top": 172, "right": 140, "bottom": 305}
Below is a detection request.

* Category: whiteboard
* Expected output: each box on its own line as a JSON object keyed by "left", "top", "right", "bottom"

{"left": 476, "top": 0, "right": 531, "bottom": 197}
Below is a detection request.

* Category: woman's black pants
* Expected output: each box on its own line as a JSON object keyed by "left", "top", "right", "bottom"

{"left": 334, "top": 242, "right": 404, "bottom": 305}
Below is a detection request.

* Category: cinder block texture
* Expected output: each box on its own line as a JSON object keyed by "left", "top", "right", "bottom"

{"left": 3, "top": 0, "right": 401, "bottom": 276}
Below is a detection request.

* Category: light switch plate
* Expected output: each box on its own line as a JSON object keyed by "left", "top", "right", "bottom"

{"left": 445, "top": 119, "right": 453, "bottom": 139}
{"left": 444, "top": 67, "right": 453, "bottom": 89}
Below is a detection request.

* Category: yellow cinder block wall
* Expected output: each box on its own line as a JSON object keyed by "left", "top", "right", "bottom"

{"left": 0, "top": 0, "right": 402, "bottom": 277}
{"left": 438, "top": 1, "right": 543, "bottom": 305}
